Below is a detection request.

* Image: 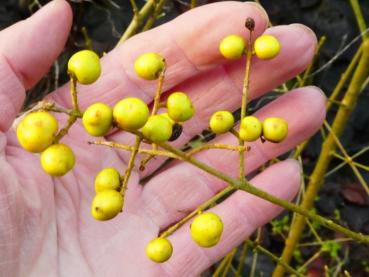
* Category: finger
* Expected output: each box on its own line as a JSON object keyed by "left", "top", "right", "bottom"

{"left": 107, "top": 23, "right": 317, "bottom": 175}
{"left": 49, "top": 1, "right": 268, "bottom": 109}
{"left": 0, "top": 0, "right": 72, "bottom": 132}
{"left": 160, "top": 160, "right": 300, "bottom": 276}
{"left": 135, "top": 87, "right": 326, "bottom": 229}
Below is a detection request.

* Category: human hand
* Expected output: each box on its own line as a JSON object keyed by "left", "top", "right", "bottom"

{"left": 0, "top": 1, "right": 325, "bottom": 276}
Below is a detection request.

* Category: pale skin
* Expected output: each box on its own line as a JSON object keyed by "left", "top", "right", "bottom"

{"left": 0, "top": 0, "right": 326, "bottom": 276}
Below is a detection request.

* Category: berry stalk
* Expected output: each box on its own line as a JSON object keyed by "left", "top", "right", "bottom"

{"left": 140, "top": 66, "right": 166, "bottom": 170}
{"left": 239, "top": 20, "right": 254, "bottom": 182}
{"left": 120, "top": 136, "right": 142, "bottom": 210}
{"left": 159, "top": 186, "right": 234, "bottom": 238}
{"left": 54, "top": 77, "right": 80, "bottom": 143}
{"left": 89, "top": 140, "right": 179, "bottom": 159}
{"left": 149, "top": 137, "right": 369, "bottom": 244}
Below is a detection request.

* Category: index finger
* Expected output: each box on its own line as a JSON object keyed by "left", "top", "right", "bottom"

{"left": 50, "top": 2, "right": 268, "bottom": 109}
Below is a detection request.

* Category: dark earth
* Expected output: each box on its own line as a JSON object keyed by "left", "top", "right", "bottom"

{"left": 0, "top": 0, "right": 368, "bottom": 276}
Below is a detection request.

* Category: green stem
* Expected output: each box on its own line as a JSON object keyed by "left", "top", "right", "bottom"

{"left": 159, "top": 186, "right": 234, "bottom": 238}
{"left": 191, "top": 0, "right": 197, "bottom": 9}
{"left": 140, "top": 66, "right": 166, "bottom": 170}
{"left": 151, "top": 69, "right": 166, "bottom": 115}
{"left": 292, "top": 43, "right": 362, "bottom": 159}
{"left": 54, "top": 77, "right": 80, "bottom": 143}
{"left": 186, "top": 144, "right": 248, "bottom": 156}
{"left": 239, "top": 28, "right": 253, "bottom": 182}
{"left": 142, "top": 0, "right": 166, "bottom": 32}
{"left": 88, "top": 140, "right": 179, "bottom": 159}
{"left": 327, "top": 45, "right": 362, "bottom": 111}
{"left": 273, "top": 39, "right": 369, "bottom": 277}
{"left": 326, "top": 145, "right": 369, "bottom": 177}
{"left": 298, "top": 36, "right": 326, "bottom": 87}
{"left": 212, "top": 250, "right": 235, "bottom": 277}
{"left": 120, "top": 136, "right": 142, "bottom": 210}
{"left": 221, "top": 248, "right": 237, "bottom": 277}
{"left": 129, "top": 0, "right": 139, "bottom": 16}
{"left": 117, "top": 0, "right": 155, "bottom": 45}
{"left": 246, "top": 240, "right": 303, "bottom": 277}
{"left": 324, "top": 121, "right": 369, "bottom": 194}
{"left": 349, "top": 0, "right": 368, "bottom": 40}
{"left": 236, "top": 241, "right": 248, "bottom": 276}
{"left": 150, "top": 138, "right": 369, "bottom": 244}
{"left": 249, "top": 229, "right": 261, "bottom": 277}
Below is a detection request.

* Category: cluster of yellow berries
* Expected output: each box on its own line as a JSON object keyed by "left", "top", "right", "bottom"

{"left": 211, "top": 26, "right": 287, "bottom": 144}
{"left": 16, "top": 110, "right": 74, "bottom": 176}
{"left": 15, "top": 17, "right": 289, "bottom": 264}
{"left": 91, "top": 168, "right": 123, "bottom": 220}
{"left": 219, "top": 33, "right": 281, "bottom": 60}
{"left": 16, "top": 50, "right": 102, "bottom": 177}
{"left": 146, "top": 212, "right": 224, "bottom": 263}
{"left": 146, "top": 30, "right": 285, "bottom": 264}
{"left": 210, "top": 112, "right": 288, "bottom": 143}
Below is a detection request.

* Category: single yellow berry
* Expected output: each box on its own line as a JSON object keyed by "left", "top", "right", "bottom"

{"left": 209, "top": 111, "right": 235, "bottom": 134}
{"left": 262, "top": 117, "right": 288, "bottom": 143}
{"left": 167, "top": 92, "right": 194, "bottom": 122}
{"left": 190, "top": 212, "right": 223, "bottom": 248}
{"left": 254, "top": 35, "right": 281, "bottom": 60}
{"left": 16, "top": 111, "right": 58, "bottom": 153}
{"left": 40, "top": 144, "right": 75, "bottom": 176}
{"left": 142, "top": 115, "right": 172, "bottom": 143}
{"left": 239, "top": 116, "right": 262, "bottom": 142}
{"left": 219, "top": 35, "right": 246, "bottom": 60}
{"left": 82, "top": 103, "right": 113, "bottom": 137}
{"left": 113, "top": 97, "right": 149, "bottom": 130}
{"left": 146, "top": 238, "right": 173, "bottom": 263}
{"left": 94, "top": 168, "right": 121, "bottom": 194}
{"left": 158, "top": 113, "right": 183, "bottom": 141}
{"left": 134, "top": 53, "right": 165, "bottom": 80}
{"left": 91, "top": 190, "right": 123, "bottom": 221}
{"left": 68, "top": 50, "right": 101, "bottom": 84}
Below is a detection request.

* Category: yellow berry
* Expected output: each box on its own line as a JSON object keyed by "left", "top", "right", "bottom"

{"left": 134, "top": 53, "right": 165, "bottom": 80}
{"left": 262, "top": 117, "right": 288, "bottom": 143}
{"left": 113, "top": 97, "right": 149, "bottom": 130}
{"left": 160, "top": 113, "right": 183, "bottom": 141}
{"left": 142, "top": 115, "right": 172, "bottom": 143}
{"left": 94, "top": 168, "right": 121, "bottom": 194}
{"left": 219, "top": 35, "right": 246, "bottom": 60}
{"left": 82, "top": 103, "right": 113, "bottom": 137}
{"left": 16, "top": 111, "right": 58, "bottom": 153}
{"left": 40, "top": 144, "right": 75, "bottom": 176}
{"left": 167, "top": 92, "right": 194, "bottom": 122}
{"left": 68, "top": 50, "right": 101, "bottom": 84}
{"left": 160, "top": 113, "right": 175, "bottom": 125}
{"left": 254, "top": 35, "right": 281, "bottom": 60}
{"left": 91, "top": 190, "right": 123, "bottom": 221}
{"left": 190, "top": 212, "right": 223, "bottom": 248}
{"left": 239, "top": 116, "right": 262, "bottom": 142}
{"left": 209, "top": 111, "right": 234, "bottom": 134}
{"left": 146, "top": 238, "right": 173, "bottom": 263}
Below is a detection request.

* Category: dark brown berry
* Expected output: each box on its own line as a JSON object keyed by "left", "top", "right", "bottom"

{"left": 169, "top": 123, "right": 183, "bottom": 141}
{"left": 245, "top": 17, "right": 255, "bottom": 31}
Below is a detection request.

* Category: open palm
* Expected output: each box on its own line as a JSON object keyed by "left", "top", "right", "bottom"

{"left": 0, "top": 1, "right": 326, "bottom": 276}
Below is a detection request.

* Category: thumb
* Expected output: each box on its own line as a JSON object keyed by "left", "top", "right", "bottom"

{"left": 0, "top": 0, "right": 72, "bottom": 132}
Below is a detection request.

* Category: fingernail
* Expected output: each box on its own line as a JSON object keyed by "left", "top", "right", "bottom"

{"left": 289, "top": 23, "right": 318, "bottom": 47}
{"left": 285, "top": 159, "right": 302, "bottom": 171}
{"left": 305, "top": 85, "right": 327, "bottom": 102}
